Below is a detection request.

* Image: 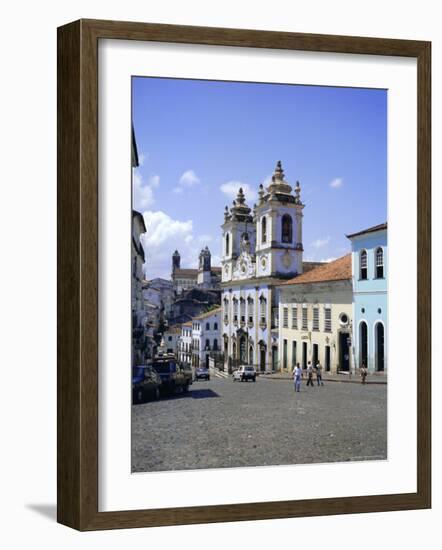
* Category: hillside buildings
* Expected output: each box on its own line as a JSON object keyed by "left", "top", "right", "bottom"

{"left": 171, "top": 248, "right": 221, "bottom": 294}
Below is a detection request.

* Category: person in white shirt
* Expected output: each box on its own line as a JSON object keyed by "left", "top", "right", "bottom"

{"left": 293, "top": 363, "right": 302, "bottom": 393}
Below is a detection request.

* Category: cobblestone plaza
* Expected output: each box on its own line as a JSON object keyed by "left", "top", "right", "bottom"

{"left": 132, "top": 377, "right": 387, "bottom": 473}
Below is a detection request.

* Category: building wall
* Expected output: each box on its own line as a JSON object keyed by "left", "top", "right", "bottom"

{"left": 163, "top": 330, "right": 180, "bottom": 355}
{"left": 222, "top": 284, "right": 279, "bottom": 372}
{"left": 350, "top": 229, "right": 388, "bottom": 373}
{"left": 279, "top": 280, "right": 353, "bottom": 374}
{"left": 191, "top": 311, "right": 221, "bottom": 368}
{"left": 178, "top": 326, "right": 193, "bottom": 366}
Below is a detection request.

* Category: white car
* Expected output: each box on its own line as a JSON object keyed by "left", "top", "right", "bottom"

{"left": 232, "top": 365, "right": 257, "bottom": 382}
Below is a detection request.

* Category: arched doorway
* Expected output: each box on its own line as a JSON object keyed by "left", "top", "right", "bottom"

{"left": 375, "top": 322, "right": 385, "bottom": 371}
{"left": 239, "top": 336, "right": 247, "bottom": 364}
{"left": 259, "top": 341, "right": 266, "bottom": 372}
{"left": 272, "top": 346, "right": 278, "bottom": 371}
{"left": 359, "top": 321, "right": 368, "bottom": 368}
{"left": 249, "top": 345, "right": 254, "bottom": 366}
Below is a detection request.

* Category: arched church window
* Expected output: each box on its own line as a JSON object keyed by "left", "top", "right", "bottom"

{"left": 261, "top": 216, "right": 267, "bottom": 244}
{"left": 225, "top": 233, "right": 230, "bottom": 256}
{"left": 281, "top": 214, "right": 293, "bottom": 243}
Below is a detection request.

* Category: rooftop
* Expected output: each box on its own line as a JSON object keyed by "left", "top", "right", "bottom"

{"left": 282, "top": 254, "right": 351, "bottom": 286}
{"left": 346, "top": 222, "right": 387, "bottom": 239}
{"left": 193, "top": 307, "right": 222, "bottom": 320}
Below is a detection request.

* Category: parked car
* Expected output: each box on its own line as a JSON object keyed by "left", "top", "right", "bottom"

{"left": 233, "top": 365, "right": 257, "bottom": 382}
{"left": 132, "top": 365, "right": 161, "bottom": 404}
{"left": 153, "top": 354, "right": 193, "bottom": 393}
{"left": 195, "top": 367, "right": 210, "bottom": 381}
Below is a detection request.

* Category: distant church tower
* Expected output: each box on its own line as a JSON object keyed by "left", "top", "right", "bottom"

{"left": 172, "top": 250, "right": 181, "bottom": 275}
{"left": 197, "top": 246, "right": 212, "bottom": 285}
{"left": 254, "top": 160, "right": 304, "bottom": 278}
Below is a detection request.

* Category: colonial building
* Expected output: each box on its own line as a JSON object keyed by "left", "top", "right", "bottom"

{"left": 132, "top": 210, "right": 148, "bottom": 366}
{"left": 171, "top": 249, "right": 221, "bottom": 294}
{"left": 278, "top": 254, "right": 353, "bottom": 374}
{"left": 162, "top": 325, "right": 182, "bottom": 355}
{"left": 178, "top": 321, "right": 193, "bottom": 367}
{"left": 221, "top": 161, "right": 306, "bottom": 372}
{"left": 347, "top": 223, "right": 387, "bottom": 373}
{"left": 191, "top": 307, "right": 222, "bottom": 368}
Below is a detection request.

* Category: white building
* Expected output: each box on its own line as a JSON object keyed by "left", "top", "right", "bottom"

{"left": 178, "top": 321, "right": 193, "bottom": 367}
{"left": 162, "top": 325, "right": 182, "bottom": 355}
{"left": 221, "top": 161, "right": 305, "bottom": 372}
{"left": 191, "top": 308, "right": 222, "bottom": 368}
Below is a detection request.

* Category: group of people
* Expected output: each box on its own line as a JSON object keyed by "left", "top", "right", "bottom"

{"left": 292, "top": 361, "right": 323, "bottom": 393}
{"left": 293, "top": 361, "right": 369, "bottom": 391}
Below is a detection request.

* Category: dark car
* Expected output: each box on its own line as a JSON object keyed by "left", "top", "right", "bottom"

{"left": 132, "top": 365, "right": 161, "bottom": 404}
{"left": 195, "top": 367, "right": 210, "bottom": 381}
{"left": 153, "top": 355, "right": 193, "bottom": 393}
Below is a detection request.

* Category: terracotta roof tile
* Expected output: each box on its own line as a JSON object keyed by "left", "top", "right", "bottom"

{"left": 282, "top": 254, "right": 351, "bottom": 285}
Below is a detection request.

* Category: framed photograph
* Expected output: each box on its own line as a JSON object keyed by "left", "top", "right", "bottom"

{"left": 57, "top": 19, "right": 431, "bottom": 530}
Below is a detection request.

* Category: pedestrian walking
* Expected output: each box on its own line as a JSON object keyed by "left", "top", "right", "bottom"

{"left": 293, "top": 363, "right": 302, "bottom": 393}
{"left": 315, "top": 361, "right": 324, "bottom": 386}
{"left": 360, "top": 362, "right": 367, "bottom": 384}
{"left": 306, "top": 361, "right": 314, "bottom": 386}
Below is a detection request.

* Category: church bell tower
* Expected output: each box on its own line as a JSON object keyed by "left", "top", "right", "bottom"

{"left": 254, "top": 161, "right": 304, "bottom": 278}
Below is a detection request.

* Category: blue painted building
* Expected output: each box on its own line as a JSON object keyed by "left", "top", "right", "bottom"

{"left": 347, "top": 223, "right": 387, "bottom": 374}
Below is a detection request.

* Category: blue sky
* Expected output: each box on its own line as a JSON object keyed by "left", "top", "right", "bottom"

{"left": 132, "top": 77, "right": 387, "bottom": 280}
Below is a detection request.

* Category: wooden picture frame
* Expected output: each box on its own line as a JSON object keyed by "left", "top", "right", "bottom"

{"left": 57, "top": 18, "right": 431, "bottom": 531}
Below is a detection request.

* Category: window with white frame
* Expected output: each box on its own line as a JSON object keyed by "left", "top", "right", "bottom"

{"left": 324, "top": 306, "right": 332, "bottom": 332}
{"left": 375, "top": 247, "right": 384, "bottom": 278}
{"left": 312, "top": 306, "right": 319, "bottom": 331}
{"left": 233, "top": 298, "right": 238, "bottom": 323}
{"left": 240, "top": 297, "right": 246, "bottom": 324}
{"left": 247, "top": 296, "right": 254, "bottom": 324}
{"left": 302, "top": 304, "right": 308, "bottom": 330}
{"left": 291, "top": 305, "right": 298, "bottom": 329}
{"left": 259, "top": 295, "right": 267, "bottom": 325}
{"left": 360, "top": 249, "right": 368, "bottom": 280}
{"left": 283, "top": 307, "right": 289, "bottom": 328}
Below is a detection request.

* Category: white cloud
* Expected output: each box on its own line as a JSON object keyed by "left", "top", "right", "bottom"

{"left": 148, "top": 174, "right": 160, "bottom": 188}
{"left": 143, "top": 211, "right": 193, "bottom": 248}
{"left": 138, "top": 152, "right": 148, "bottom": 166}
{"left": 220, "top": 181, "right": 257, "bottom": 202}
{"left": 319, "top": 257, "right": 337, "bottom": 263}
{"left": 330, "top": 177, "right": 344, "bottom": 189}
{"left": 172, "top": 186, "right": 184, "bottom": 194}
{"left": 179, "top": 169, "right": 201, "bottom": 187}
{"left": 133, "top": 170, "right": 155, "bottom": 211}
{"left": 311, "top": 236, "right": 331, "bottom": 249}
{"left": 141, "top": 210, "right": 219, "bottom": 279}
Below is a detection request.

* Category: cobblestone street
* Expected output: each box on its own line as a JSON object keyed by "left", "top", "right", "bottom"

{"left": 132, "top": 376, "right": 387, "bottom": 472}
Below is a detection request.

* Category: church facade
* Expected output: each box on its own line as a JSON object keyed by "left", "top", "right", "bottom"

{"left": 221, "top": 161, "right": 305, "bottom": 372}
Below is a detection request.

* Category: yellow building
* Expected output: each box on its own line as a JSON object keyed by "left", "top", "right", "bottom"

{"left": 277, "top": 254, "right": 353, "bottom": 374}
